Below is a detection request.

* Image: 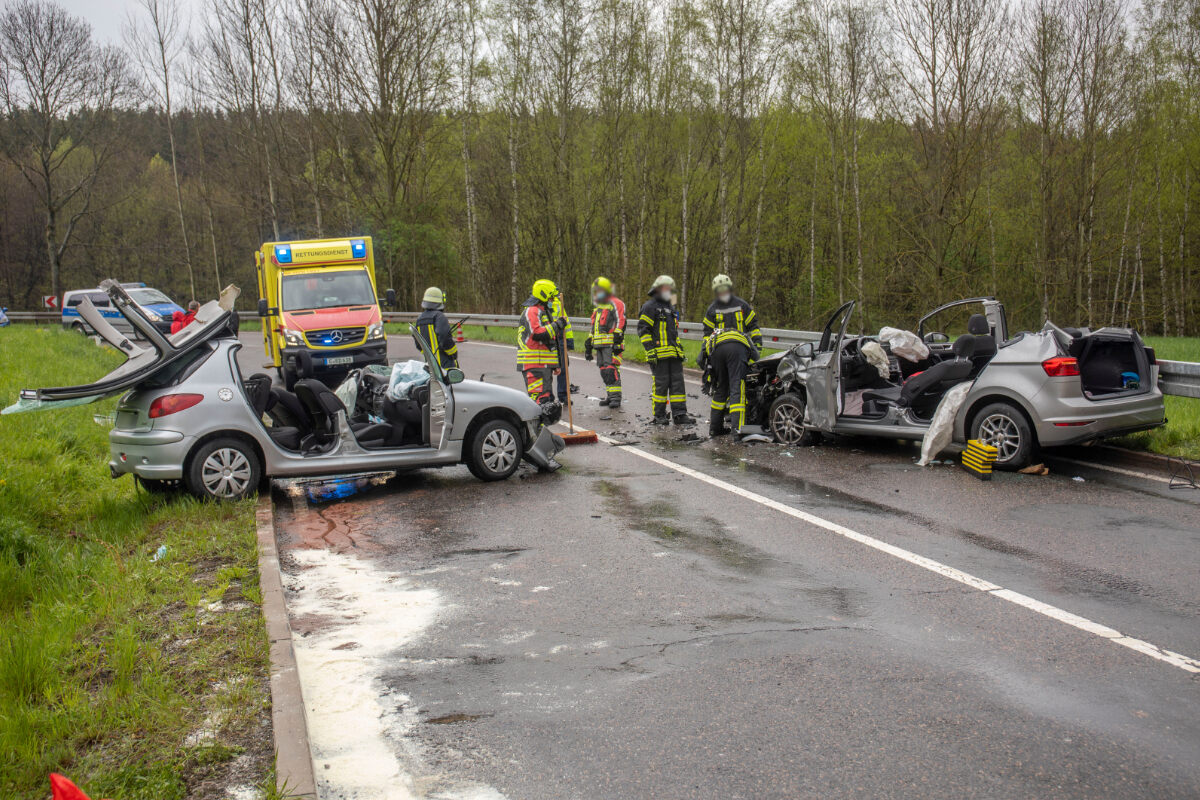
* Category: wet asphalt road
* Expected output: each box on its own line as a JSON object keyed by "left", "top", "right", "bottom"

{"left": 241, "top": 334, "right": 1200, "bottom": 799}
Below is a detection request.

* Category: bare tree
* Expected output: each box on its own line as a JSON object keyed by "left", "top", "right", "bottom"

{"left": 126, "top": 0, "right": 197, "bottom": 299}
{"left": 0, "top": 1, "right": 134, "bottom": 300}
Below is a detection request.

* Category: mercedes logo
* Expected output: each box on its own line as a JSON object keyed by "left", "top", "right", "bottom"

{"left": 330, "top": 330, "right": 343, "bottom": 343}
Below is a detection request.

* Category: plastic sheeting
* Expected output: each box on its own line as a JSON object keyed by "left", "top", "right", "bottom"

{"left": 2, "top": 394, "right": 105, "bottom": 415}
{"left": 879, "top": 327, "right": 929, "bottom": 363}
{"left": 387, "top": 360, "right": 431, "bottom": 401}
{"left": 916, "top": 381, "right": 973, "bottom": 466}
{"left": 861, "top": 340, "right": 890, "bottom": 380}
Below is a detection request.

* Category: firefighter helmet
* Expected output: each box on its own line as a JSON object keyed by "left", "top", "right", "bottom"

{"left": 592, "top": 276, "right": 613, "bottom": 294}
{"left": 530, "top": 279, "right": 558, "bottom": 304}
{"left": 711, "top": 274, "right": 733, "bottom": 293}
{"left": 422, "top": 286, "right": 446, "bottom": 307}
{"left": 650, "top": 275, "right": 676, "bottom": 292}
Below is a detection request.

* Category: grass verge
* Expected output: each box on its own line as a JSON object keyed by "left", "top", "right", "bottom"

{"left": 0, "top": 327, "right": 274, "bottom": 800}
{"left": 1113, "top": 336, "right": 1200, "bottom": 461}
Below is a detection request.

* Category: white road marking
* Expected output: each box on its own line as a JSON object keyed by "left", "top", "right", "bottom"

{"left": 1051, "top": 456, "right": 1172, "bottom": 485}
{"left": 589, "top": 431, "right": 1200, "bottom": 675}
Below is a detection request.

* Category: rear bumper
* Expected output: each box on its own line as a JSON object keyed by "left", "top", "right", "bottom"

{"left": 1032, "top": 388, "right": 1167, "bottom": 447}
{"left": 108, "top": 429, "right": 193, "bottom": 480}
{"left": 283, "top": 343, "right": 387, "bottom": 375}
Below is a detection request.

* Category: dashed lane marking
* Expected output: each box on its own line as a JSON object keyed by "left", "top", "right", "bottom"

{"left": 583, "top": 430, "right": 1200, "bottom": 675}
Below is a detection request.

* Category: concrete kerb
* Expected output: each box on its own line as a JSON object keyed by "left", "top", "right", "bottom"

{"left": 255, "top": 494, "right": 318, "bottom": 799}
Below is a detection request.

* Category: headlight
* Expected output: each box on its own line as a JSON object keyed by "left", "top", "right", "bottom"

{"left": 282, "top": 328, "right": 306, "bottom": 347}
{"left": 367, "top": 322, "right": 385, "bottom": 340}
{"left": 144, "top": 309, "right": 162, "bottom": 322}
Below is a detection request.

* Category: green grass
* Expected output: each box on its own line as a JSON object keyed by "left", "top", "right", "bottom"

{"left": 0, "top": 328, "right": 273, "bottom": 800}
{"left": 1113, "top": 336, "right": 1200, "bottom": 460}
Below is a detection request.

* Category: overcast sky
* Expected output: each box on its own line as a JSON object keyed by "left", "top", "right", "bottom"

{"left": 58, "top": 0, "right": 199, "bottom": 45}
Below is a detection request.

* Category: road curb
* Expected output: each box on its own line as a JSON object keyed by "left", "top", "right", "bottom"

{"left": 255, "top": 495, "right": 318, "bottom": 799}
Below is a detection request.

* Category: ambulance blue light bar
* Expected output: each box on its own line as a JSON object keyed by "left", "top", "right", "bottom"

{"left": 351, "top": 239, "right": 367, "bottom": 259}
{"left": 275, "top": 244, "right": 293, "bottom": 263}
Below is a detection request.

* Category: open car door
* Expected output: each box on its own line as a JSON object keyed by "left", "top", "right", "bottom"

{"left": 804, "top": 301, "right": 855, "bottom": 430}
{"left": 3, "top": 280, "right": 240, "bottom": 414}
{"left": 917, "top": 297, "right": 1008, "bottom": 351}
{"left": 408, "top": 325, "right": 453, "bottom": 450}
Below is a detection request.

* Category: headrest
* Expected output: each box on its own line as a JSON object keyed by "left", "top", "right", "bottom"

{"left": 952, "top": 334, "right": 976, "bottom": 359}
{"left": 967, "top": 314, "right": 989, "bottom": 335}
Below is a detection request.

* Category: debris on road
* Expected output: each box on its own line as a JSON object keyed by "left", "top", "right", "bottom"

{"left": 1073, "top": 476, "right": 1086, "bottom": 482}
{"left": 1019, "top": 463, "right": 1050, "bottom": 476}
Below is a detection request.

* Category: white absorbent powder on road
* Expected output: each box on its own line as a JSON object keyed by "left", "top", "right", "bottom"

{"left": 285, "top": 547, "right": 506, "bottom": 800}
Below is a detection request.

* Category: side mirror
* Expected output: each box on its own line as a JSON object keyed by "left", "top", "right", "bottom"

{"left": 924, "top": 331, "right": 949, "bottom": 344}
{"left": 257, "top": 298, "right": 269, "bottom": 317}
{"left": 444, "top": 368, "right": 465, "bottom": 385}
{"left": 385, "top": 288, "right": 396, "bottom": 307}
{"left": 793, "top": 342, "right": 814, "bottom": 359}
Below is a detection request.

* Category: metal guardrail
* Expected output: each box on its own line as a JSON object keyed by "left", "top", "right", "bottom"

{"left": 7, "top": 309, "right": 1197, "bottom": 397}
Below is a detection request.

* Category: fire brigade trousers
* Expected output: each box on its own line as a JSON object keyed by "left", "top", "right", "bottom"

{"left": 595, "top": 346, "right": 621, "bottom": 404}
{"left": 650, "top": 357, "right": 687, "bottom": 418}
{"left": 522, "top": 367, "right": 555, "bottom": 404}
{"left": 709, "top": 340, "right": 751, "bottom": 433}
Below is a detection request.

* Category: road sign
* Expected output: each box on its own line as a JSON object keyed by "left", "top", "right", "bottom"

{"left": 42, "top": 295, "right": 59, "bottom": 310}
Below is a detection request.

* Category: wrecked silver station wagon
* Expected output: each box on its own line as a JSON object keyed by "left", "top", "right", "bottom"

{"left": 741, "top": 298, "right": 1166, "bottom": 469}
{"left": 5, "top": 280, "right": 564, "bottom": 499}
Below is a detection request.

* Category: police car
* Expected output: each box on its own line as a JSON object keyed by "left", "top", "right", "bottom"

{"left": 62, "top": 283, "right": 183, "bottom": 337}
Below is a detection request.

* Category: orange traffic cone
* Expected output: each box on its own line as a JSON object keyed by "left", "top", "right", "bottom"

{"left": 50, "top": 774, "right": 111, "bottom": 800}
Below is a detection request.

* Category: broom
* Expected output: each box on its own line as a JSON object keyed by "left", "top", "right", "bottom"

{"left": 557, "top": 327, "right": 597, "bottom": 445}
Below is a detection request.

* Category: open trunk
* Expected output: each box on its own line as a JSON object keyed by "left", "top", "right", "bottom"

{"left": 1068, "top": 327, "right": 1154, "bottom": 400}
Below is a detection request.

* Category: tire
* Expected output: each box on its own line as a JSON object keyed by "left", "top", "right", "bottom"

{"left": 135, "top": 476, "right": 184, "bottom": 495}
{"left": 970, "top": 401, "right": 1036, "bottom": 470}
{"left": 465, "top": 418, "right": 523, "bottom": 482}
{"left": 768, "top": 393, "right": 816, "bottom": 446}
{"left": 185, "top": 437, "right": 262, "bottom": 500}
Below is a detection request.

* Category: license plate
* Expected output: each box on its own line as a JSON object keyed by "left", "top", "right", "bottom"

{"left": 324, "top": 356, "right": 353, "bottom": 366}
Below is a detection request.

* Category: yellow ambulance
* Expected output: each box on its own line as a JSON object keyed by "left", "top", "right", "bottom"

{"left": 255, "top": 236, "right": 393, "bottom": 388}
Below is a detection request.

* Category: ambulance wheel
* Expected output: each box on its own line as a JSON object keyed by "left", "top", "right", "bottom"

{"left": 465, "top": 419, "right": 523, "bottom": 481}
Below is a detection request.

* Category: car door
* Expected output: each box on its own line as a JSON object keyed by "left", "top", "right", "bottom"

{"left": 409, "top": 328, "right": 454, "bottom": 450}
{"left": 4, "top": 281, "right": 240, "bottom": 413}
{"left": 804, "top": 301, "right": 855, "bottom": 430}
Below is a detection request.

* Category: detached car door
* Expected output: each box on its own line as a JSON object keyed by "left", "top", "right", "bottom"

{"left": 804, "top": 301, "right": 855, "bottom": 431}
{"left": 4, "top": 280, "right": 240, "bottom": 414}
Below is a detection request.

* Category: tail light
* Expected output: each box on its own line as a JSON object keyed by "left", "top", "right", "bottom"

{"left": 1041, "top": 357, "right": 1080, "bottom": 377}
{"left": 148, "top": 393, "right": 204, "bottom": 418}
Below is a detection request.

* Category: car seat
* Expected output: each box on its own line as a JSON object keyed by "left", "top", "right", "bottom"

{"left": 967, "top": 314, "right": 997, "bottom": 374}
{"left": 294, "top": 378, "right": 392, "bottom": 449}
{"left": 863, "top": 335, "right": 975, "bottom": 417}
{"left": 244, "top": 373, "right": 304, "bottom": 451}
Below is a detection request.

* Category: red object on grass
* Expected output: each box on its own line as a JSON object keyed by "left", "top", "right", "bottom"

{"left": 50, "top": 773, "right": 111, "bottom": 800}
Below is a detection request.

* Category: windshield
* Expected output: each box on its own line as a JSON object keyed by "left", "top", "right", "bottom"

{"left": 281, "top": 270, "right": 375, "bottom": 311}
{"left": 128, "top": 288, "right": 173, "bottom": 305}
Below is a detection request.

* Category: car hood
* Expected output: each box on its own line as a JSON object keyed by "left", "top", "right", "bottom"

{"left": 3, "top": 281, "right": 240, "bottom": 414}
{"left": 282, "top": 305, "right": 380, "bottom": 330}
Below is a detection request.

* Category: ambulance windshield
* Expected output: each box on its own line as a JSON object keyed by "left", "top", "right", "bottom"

{"left": 281, "top": 270, "right": 375, "bottom": 311}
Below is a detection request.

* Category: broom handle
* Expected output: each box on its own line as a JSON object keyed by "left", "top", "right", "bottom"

{"left": 563, "top": 335, "right": 575, "bottom": 434}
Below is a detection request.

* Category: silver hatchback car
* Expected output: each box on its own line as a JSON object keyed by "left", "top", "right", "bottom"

{"left": 743, "top": 298, "right": 1166, "bottom": 469}
{"left": 7, "top": 280, "right": 564, "bottom": 499}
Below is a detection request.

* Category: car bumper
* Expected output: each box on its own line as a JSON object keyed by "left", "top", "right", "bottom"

{"left": 1032, "top": 387, "right": 1167, "bottom": 447}
{"left": 283, "top": 343, "right": 387, "bottom": 374}
{"left": 523, "top": 424, "right": 565, "bottom": 470}
{"left": 108, "top": 428, "right": 192, "bottom": 480}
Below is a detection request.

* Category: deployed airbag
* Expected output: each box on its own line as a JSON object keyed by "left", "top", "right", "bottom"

{"left": 387, "top": 360, "right": 431, "bottom": 401}
{"left": 879, "top": 327, "right": 930, "bottom": 363}
{"left": 917, "top": 382, "right": 972, "bottom": 466}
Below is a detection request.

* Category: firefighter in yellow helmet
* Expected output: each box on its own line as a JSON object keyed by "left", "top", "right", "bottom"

{"left": 413, "top": 287, "right": 459, "bottom": 370}
{"left": 584, "top": 276, "right": 626, "bottom": 408}
{"left": 637, "top": 275, "right": 695, "bottom": 425}
{"left": 516, "top": 279, "right": 564, "bottom": 404}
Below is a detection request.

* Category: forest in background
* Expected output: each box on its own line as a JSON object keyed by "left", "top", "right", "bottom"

{"left": 0, "top": 0, "right": 1197, "bottom": 335}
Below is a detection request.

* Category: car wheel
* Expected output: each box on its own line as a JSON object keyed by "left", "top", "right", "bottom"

{"left": 768, "top": 393, "right": 815, "bottom": 446}
{"left": 465, "top": 419, "right": 523, "bottom": 481}
{"left": 971, "top": 402, "right": 1035, "bottom": 470}
{"left": 186, "top": 437, "right": 261, "bottom": 500}
{"left": 135, "top": 476, "right": 184, "bottom": 495}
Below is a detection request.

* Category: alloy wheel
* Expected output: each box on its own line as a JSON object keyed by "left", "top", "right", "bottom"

{"left": 200, "top": 447, "right": 253, "bottom": 498}
{"left": 772, "top": 402, "right": 806, "bottom": 445}
{"left": 978, "top": 413, "right": 1021, "bottom": 463}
